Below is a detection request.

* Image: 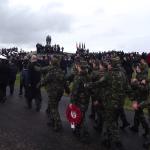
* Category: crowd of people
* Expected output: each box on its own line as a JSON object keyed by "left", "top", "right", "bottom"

{"left": 0, "top": 45, "right": 150, "bottom": 150}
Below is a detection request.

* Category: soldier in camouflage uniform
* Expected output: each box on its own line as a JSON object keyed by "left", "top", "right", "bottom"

{"left": 38, "top": 56, "right": 66, "bottom": 131}
{"left": 130, "top": 65, "right": 149, "bottom": 137}
{"left": 91, "top": 61, "right": 107, "bottom": 134}
{"left": 89, "top": 60, "right": 100, "bottom": 121}
{"left": 70, "top": 60, "right": 91, "bottom": 143}
{"left": 140, "top": 58, "right": 149, "bottom": 77}
{"left": 116, "top": 59, "right": 130, "bottom": 130}
{"left": 90, "top": 56, "right": 128, "bottom": 150}
{"left": 138, "top": 100, "right": 150, "bottom": 149}
{"left": 140, "top": 58, "right": 150, "bottom": 122}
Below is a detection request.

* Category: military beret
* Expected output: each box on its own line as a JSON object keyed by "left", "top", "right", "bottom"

{"left": 111, "top": 56, "right": 120, "bottom": 65}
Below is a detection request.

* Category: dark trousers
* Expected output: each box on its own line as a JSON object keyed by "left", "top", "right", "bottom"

{"left": 133, "top": 108, "right": 149, "bottom": 131}
{"left": 90, "top": 98, "right": 96, "bottom": 118}
{"left": 9, "top": 80, "right": 15, "bottom": 95}
{"left": 117, "top": 107, "right": 129, "bottom": 125}
{"left": 26, "top": 86, "right": 42, "bottom": 110}
{"left": 19, "top": 75, "right": 23, "bottom": 94}
{"left": 95, "top": 106, "right": 104, "bottom": 133}
{"left": 0, "top": 83, "right": 7, "bottom": 102}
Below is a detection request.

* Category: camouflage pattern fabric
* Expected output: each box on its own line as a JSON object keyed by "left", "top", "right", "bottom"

{"left": 41, "top": 63, "right": 65, "bottom": 131}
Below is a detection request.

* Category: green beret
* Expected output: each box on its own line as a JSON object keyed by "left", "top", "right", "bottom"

{"left": 111, "top": 56, "right": 120, "bottom": 65}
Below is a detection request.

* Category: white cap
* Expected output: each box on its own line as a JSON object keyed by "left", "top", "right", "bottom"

{"left": 0, "top": 55, "right": 7, "bottom": 60}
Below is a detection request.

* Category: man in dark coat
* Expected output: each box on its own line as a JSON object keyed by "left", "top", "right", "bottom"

{"left": 8, "top": 59, "right": 17, "bottom": 95}
{"left": 27, "top": 55, "right": 42, "bottom": 111}
{"left": 0, "top": 57, "right": 10, "bottom": 103}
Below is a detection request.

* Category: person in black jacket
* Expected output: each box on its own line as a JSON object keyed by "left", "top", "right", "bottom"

{"left": 8, "top": 59, "right": 17, "bottom": 95}
{"left": 19, "top": 56, "right": 28, "bottom": 96}
{"left": 60, "top": 56, "right": 67, "bottom": 74}
{"left": 27, "top": 55, "right": 42, "bottom": 111}
{"left": 20, "top": 59, "right": 29, "bottom": 101}
{"left": 0, "top": 57, "right": 10, "bottom": 103}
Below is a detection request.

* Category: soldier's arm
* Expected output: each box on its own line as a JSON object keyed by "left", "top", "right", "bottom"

{"left": 125, "top": 80, "right": 133, "bottom": 96}
{"left": 130, "top": 80, "right": 139, "bottom": 88}
{"left": 128, "top": 92, "right": 135, "bottom": 102}
{"left": 140, "top": 84, "right": 148, "bottom": 93}
{"left": 64, "top": 81, "right": 70, "bottom": 95}
{"left": 90, "top": 75, "right": 106, "bottom": 87}
{"left": 65, "top": 65, "right": 77, "bottom": 83}
{"left": 40, "top": 72, "right": 50, "bottom": 86}
{"left": 70, "top": 79, "right": 81, "bottom": 103}
{"left": 34, "top": 65, "right": 50, "bottom": 74}
{"left": 65, "top": 73, "right": 75, "bottom": 83}
{"left": 128, "top": 82, "right": 139, "bottom": 101}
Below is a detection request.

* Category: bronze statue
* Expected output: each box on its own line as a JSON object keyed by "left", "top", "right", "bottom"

{"left": 46, "top": 35, "right": 51, "bottom": 46}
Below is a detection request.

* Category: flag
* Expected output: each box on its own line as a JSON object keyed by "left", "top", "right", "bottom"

{"left": 76, "top": 42, "right": 78, "bottom": 49}
{"left": 79, "top": 43, "right": 81, "bottom": 49}
{"left": 84, "top": 43, "right": 86, "bottom": 49}
{"left": 82, "top": 43, "right": 84, "bottom": 49}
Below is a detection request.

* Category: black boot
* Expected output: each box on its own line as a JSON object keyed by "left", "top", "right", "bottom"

{"left": 143, "top": 141, "right": 150, "bottom": 149}
{"left": 142, "top": 127, "right": 149, "bottom": 138}
{"left": 80, "top": 132, "right": 90, "bottom": 144}
{"left": 93, "top": 125, "right": 102, "bottom": 134}
{"left": 27, "top": 102, "right": 32, "bottom": 109}
{"left": 46, "top": 107, "right": 50, "bottom": 114}
{"left": 130, "top": 126, "right": 138, "bottom": 133}
{"left": 47, "top": 118, "right": 54, "bottom": 127}
{"left": 111, "top": 141, "right": 124, "bottom": 150}
{"left": 73, "top": 126, "right": 80, "bottom": 137}
{"left": 89, "top": 114, "right": 95, "bottom": 120}
{"left": 36, "top": 104, "right": 41, "bottom": 112}
{"left": 120, "top": 122, "right": 130, "bottom": 130}
{"left": 35, "top": 100, "right": 41, "bottom": 112}
{"left": 101, "top": 139, "right": 111, "bottom": 148}
{"left": 1, "top": 97, "right": 6, "bottom": 104}
{"left": 53, "top": 124, "right": 62, "bottom": 132}
{"left": 19, "top": 92, "right": 22, "bottom": 96}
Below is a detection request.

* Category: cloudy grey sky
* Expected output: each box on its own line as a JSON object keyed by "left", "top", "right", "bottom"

{"left": 0, "top": 0, "right": 150, "bottom": 52}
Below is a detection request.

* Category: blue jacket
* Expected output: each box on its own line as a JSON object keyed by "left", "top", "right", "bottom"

{"left": 21, "top": 68, "right": 29, "bottom": 86}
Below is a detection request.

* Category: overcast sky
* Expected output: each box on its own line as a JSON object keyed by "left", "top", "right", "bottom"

{"left": 0, "top": 0, "right": 150, "bottom": 53}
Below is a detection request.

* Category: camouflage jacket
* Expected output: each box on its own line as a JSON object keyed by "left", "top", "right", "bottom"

{"left": 71, "top": 72, "right": 91, "bottom": 105}
{"left": 90, "top": 68, "right": 100, "bottom": 98}
{"left": 41, "top": 65, "right": 65, "bottom": 95}
{"left": 130, "top": 81, "right": 149, "bottom": 103}
{"left": 92, "top": 68, "right": 128, "bottom": 109}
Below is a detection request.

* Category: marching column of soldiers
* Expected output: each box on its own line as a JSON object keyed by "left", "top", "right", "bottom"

{"left": 1, "top": 49, "right": 150, "bottom": 150}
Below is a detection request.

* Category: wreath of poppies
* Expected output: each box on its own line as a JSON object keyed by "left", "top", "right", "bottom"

{"left": 66, "top": 104, "right": 83, "bottom": 125}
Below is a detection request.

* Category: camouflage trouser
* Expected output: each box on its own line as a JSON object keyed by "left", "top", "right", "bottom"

{"left": 74, "top": 103, "right": 89, "bottom": 141}
{"left": 117, "top": 106, "right": 129, "bottom": 126}
{"left": 147, "top": 94, "right": 150, "bottom": 121}
{"left": 104, "top": 109, "right": 120, "bottom": 143}
{"left": 47, "top": 91, "right": 63, "bottom": 129}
